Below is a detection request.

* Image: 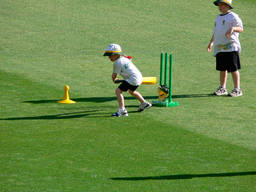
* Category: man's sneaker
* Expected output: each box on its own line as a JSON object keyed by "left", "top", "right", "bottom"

{"left": 229, "top": 88, "right": 243, "bottom": 97}
{"left": 138, "top": 101, "right": 152, "bottom": 112}
{"left": 112, "top": 109, "right": 128, "bottom": 117}
{"left": 213, "top": 86, "right": 228, "bottom": 96}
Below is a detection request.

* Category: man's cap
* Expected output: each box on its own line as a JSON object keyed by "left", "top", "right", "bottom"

{"left": 214, "top": 0, "right": 233, "bottom": 9}
{"left": 103, "top": 44, "right": 124, "bottom": 56}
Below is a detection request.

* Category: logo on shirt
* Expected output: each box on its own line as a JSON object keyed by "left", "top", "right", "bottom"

{"left": 222, "top": 20, "right": 226, "bottom": 25}
{"left": 124, "top": 64, "right": 129, "bottom": 69}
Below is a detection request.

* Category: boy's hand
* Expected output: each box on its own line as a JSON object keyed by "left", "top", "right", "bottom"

{"left": 113, "top": 77, "right": 120, "bottom": 84}
{"left": 226, "top": 26, "right": 243, "bottom": 38}
{"left": 226, "top": 27, "right": 234, "bottom": 38}
{"left": 207, "top": 34, "right": 214, "bottom": 52}
{"left": 207, "top": 42, "right": 213, "bottom": 52}
{"left": 112, "top": 73, "right": 118, "bottom": 83}
{"left": 114, "top": 79, "right": 124, "bottom": 84}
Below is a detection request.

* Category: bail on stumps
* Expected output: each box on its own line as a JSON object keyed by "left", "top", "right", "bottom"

{"left": 152, "top": 52, "right": 179, "bottom": 107}
{"left": 57, "top": 85, "right": 76, "bottom": 104}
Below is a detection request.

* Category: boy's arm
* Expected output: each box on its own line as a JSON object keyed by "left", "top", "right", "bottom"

{"left": 226, "top": 26, "right": 243, "bottom": 38}
{"left": 207, "top": 34, "right": 214, "bottom": 52}
{"left": 112, "top": 73, "right": 119, "bottom": 83}
{"left": 112, "top": 61, "right": 121, "bottom": 83}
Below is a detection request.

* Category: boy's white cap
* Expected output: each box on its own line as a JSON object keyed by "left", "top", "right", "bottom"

{"left": 214, "top": 0, "right": 233, "bottom": 9}
{"left": 103, "top": 43, "right": 124, "bottom": 56}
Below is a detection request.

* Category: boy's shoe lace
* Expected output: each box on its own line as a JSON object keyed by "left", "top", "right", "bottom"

{"left": 213, "top": 86, "right": 228, "bottom": 96}
{"left": 138, "top": 101, "right": 152, "bottom": 112}
{"left": 229, "top": 88, "right": 243, "bottom": 97}
{"left": 112, "top": 109, "right": 128, "bottom": 117}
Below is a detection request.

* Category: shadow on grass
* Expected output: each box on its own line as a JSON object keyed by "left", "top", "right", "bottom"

{"left": 111, "top": 171, "right": 256, "bottom": 181}
{"left": 24, "top": 94, "right": 213, "bottom": 104}
{"left": 0, "top": 109, "right": 142, "bottom": 120}
{"left": 0, "top": 110, "right": 112, "bottom": 120}
{"left": 23, "top": 96, "right": 157, "bottom": 104}
{"left": 172, "top": 93, "right": 214, "bottom": 99}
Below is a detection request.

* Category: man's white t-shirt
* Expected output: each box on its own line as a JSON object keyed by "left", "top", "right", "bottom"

{"left": 213, "top": 11, "right": 243, "bottom": 56}
{"left": 113, "top": 57, "right": 143, "bottom": 86}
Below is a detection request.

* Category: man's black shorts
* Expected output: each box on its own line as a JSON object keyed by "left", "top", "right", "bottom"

{"left": 216, "top": 51, "right": 241, "bottom": 72}
{"left": 118, "top": 81, "right": 139, "bottom": 92}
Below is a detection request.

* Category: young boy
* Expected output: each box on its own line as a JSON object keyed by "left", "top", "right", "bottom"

{"left": 207, "top": 0, "right": 243, "bottom": 97}
{"left": 103, "top": 43, "right": 152, "bottom": 117}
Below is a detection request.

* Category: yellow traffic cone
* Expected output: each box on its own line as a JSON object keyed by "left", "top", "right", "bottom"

{"left": 57, "top": 85, "right": 76, "bottom": 104}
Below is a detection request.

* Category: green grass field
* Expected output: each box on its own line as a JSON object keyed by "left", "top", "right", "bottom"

{"left": 1, "top": 0, "right": 256, "bottom": 191}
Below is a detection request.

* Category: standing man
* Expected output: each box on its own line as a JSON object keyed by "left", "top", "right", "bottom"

{"left": 207, "top": 0, "right": 243, "bottom": 97}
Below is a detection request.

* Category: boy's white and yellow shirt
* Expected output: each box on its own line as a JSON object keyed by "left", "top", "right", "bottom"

{"left": 213, "top": 11, "right": 243, "bottom": 56}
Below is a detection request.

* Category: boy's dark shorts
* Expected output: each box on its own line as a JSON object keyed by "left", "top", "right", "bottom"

{"left": 118, "top": 81, "right": 139, "bottom": 92}
{"left": 216, "top": 51, "right": 241, "bottom": 72}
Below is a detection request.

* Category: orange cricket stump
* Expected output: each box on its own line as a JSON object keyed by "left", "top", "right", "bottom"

{"left": 57, "top": 85, "right": 76, "bottom": 104}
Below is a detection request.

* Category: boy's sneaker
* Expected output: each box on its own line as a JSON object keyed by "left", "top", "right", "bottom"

{"left": 229, "top": 88, "right": 243, "bottom": 97}
{"left": 213, "top": 86, "right": 228, "bottom": 96}
{"left": 138, "top": 101, "right": 152, "bottom": 112}
{"left": 112, "top": 109, "right": 128, "bottom": 117}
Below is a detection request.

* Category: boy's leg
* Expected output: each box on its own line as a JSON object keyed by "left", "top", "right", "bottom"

{"left": 229, "top": 70, "right": 242, "bottom": 97}
{"left": 128, "top": 90, "right": 145, "bottom": 103}
{"left": 112, "top": 88, "right": 128, "bottom": 117}
{"left": 128, "top": 89, "right": 152, "bottom": 112}
{"left": 116, "top": 88, "right": 125, "bottom": 109}
{"left": 228, "top": 51, "right": 242, "bottom": 97}
{"left": 214, "top": 70, "right": 228, "bottom": 95}
{"left": 220, "top": 70, "right": 227, "bottom": 88}
{"left": 231, "top": 70, "right": 240, "bottom": 89}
